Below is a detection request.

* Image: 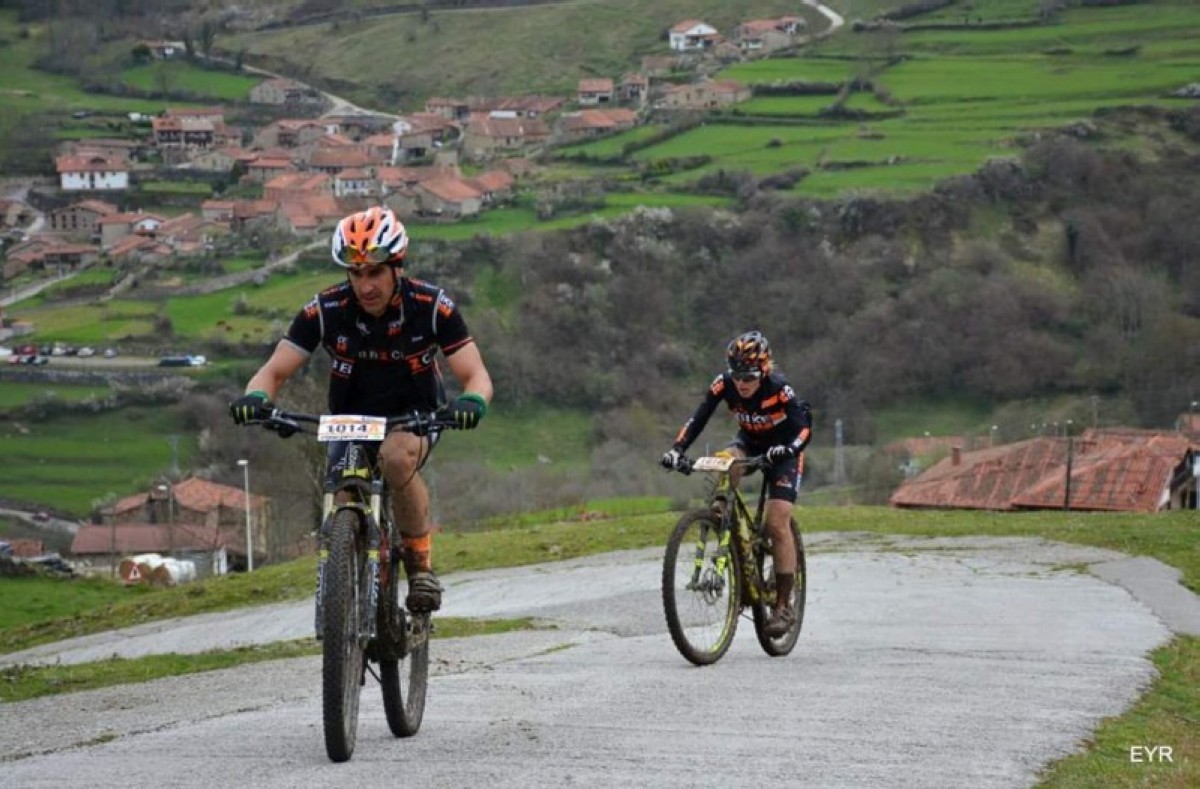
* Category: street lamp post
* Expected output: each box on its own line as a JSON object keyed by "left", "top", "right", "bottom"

{"left": 237, "top": 459, "right": 253, "bottom": 572}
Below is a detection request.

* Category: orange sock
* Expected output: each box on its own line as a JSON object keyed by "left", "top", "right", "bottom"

{"left": 401, "top": 533, "right": 432, "bottom": 573}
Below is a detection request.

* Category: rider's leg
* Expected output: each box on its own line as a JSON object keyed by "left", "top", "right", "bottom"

{"left": 765, "top": 498, "right": 796, "bottom": 607}
{"left": 763, "top": 453, "right": 801, "bottom": 635}
{"left": 379, "top": 430, "right": 441, "bottom": 610}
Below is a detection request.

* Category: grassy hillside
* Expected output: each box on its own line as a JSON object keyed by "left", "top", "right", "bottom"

{"left": 223, "top": 0, "right": 820, "bottom": 108}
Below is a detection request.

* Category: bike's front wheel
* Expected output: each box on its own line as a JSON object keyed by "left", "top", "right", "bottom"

{"left": 662, "top": 509, "right": 740, "bottom": 666}
{"left": 752, "top": 517, "right": 806, "bottom": 656}
{"left": 379, "top": 567, "right": 430, "bottom": 737}
{"left": 322, "top": 509, "right": 367, "bottom": 762}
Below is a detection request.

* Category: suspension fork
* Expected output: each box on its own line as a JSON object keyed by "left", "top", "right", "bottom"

{"left": 312, "top": 483, "right": 385, "bottom": 642}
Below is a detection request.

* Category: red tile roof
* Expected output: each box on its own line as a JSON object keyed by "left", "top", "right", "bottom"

{"left": 891, "top": 429, "right": 1196, "bottom": 513}
{"left": 111, "top": 477, "right": 266, "bottom": 516}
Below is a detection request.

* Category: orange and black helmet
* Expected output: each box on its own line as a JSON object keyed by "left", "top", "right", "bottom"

{"left": 727, "top": 330, "right": 772, "bottom": 377}
{"left": 331, "top": 206, "right": 409, "bottom": 269}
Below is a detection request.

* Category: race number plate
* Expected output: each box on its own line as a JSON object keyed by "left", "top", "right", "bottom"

{"left": 692, "top": 455, "right": 735, "bottom": 472}
{"left": 317, "top": 414, "right": 387, "bottom": 442}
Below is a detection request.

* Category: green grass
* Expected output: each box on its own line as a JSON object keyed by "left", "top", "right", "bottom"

{"left": 138, "top": 180, "right": 215, "bottom": 195}
{"left": 6, "top": 299, "right": 158, "bottom": 344}
{"left": 0, "top": 381, "right": 113, "bottom": 411}
{"left": 0, "top": 12, "right": 165, "bottom": 117}
{"left": 435, "top": 405, "right": 593, "bottom": 470}
{"left": 0, "top": 406, "right": 196, "bottom": 515}
{"left": 119, "top": 62, "right": 261, "bottom": 101}
{"left": 223, "top": 0, "right": 817, "bottom": 109}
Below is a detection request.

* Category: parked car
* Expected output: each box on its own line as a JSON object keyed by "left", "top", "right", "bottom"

{"left": 77, "top": 346, "right": 96, "bottom": 357}
{"left": 32, "top": 511, "right": 50, "bottom": 522}
{"left": 103, "top": 348, "right": 119, "bottom": 358}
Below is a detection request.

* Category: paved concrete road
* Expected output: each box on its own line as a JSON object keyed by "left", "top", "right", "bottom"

{"left": 1, "top": 534, "right": 1190, "bottom": 788}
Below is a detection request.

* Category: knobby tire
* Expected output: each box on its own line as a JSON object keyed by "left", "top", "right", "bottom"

{"left": 379, "top": 565, "right": 430, "bottom": 737}
{"left": 752, "top": 517, "right": 806, "bottom": 656}
{"left": 662, "top": 509, "right": 740, "bottom": 666}
{"left": 322, "top": 509, "right": 366, "bottom": 762}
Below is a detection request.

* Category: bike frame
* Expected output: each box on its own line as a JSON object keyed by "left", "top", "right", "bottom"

{"left": 709, "top": 458, "right": 773, "bottom": 607}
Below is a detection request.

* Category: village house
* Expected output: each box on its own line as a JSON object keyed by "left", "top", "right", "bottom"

{"left": 200, "top": 199, "right": 235, "bottom": 223}
{"left": 890, "top": 429, "right": 1199, "bottom": 513}
{"left": 56, "top": 154, "right": 129, "bottom": 191}
{"left": 669, "top": 20, "right": 720, "bottom": 51}
{"left": 245, "top": 156, "right": 294, "bottom": 182}
{"left": 48, "top": 199, "right": 118, "bottom": 237}
{"left": 577, "top": 78, "right": 615, "bottom": 106}
{"left": 617, "top": 72, "right": 649, "bottom": 106}
{"left": 733, "top": 16, "right": 806, "bottom": 55}
{"left": 0, "top": 198, "right": 34, "bottom": 230}
{"left": 557, "top": 108, "right": 639, "bottom": 143}
{"left": 138, "top": 39, "right": 186, "bottom": 59}
{"left": 187, "top": 146, "right": 257, "bottom": 174}
{"left": 392, "top": 113, "right": 459, "bottom": 163}
{"left": 469, "top": 95, "right": 566, "bottom": 119}
{"left": 249, "top": 77, "right": 324, "bottom": 108}
{"left": 277, "top": 193, "right": 344, "bottom": 236}
{"left": 98, "top": 212, "right": 166, "bottom": 250}
{"left": 263, "top": 171, "right": 332, "bottom": 202}
{"left": 106, "top": 234, "right": 172, "bottom": 266}
{"left": 463, "top": 170, "right": 515, "bottom": 205}
{"left": 80, "top": 476, "right": 272, "bottom": 572}
{"left": 463, "top": 113, "right": 551, "bottom": 160}
{"left": 230, "top": 199, "right": 280, "bottom": 233}
{"left": 334, "top": 168, "right": 376, "bottom": 198}
{"left": 641, "top": 55, "right": 678, "bottom": 78}
{"left": 376, "top": 164, "right": 461, "bottom": 196}
{"left": 425, "top": 97, "right": 470, "bottom": 122}
{"left": 155, "top": 213, "right": 230, "bottom": 253}
{"left": 259, "top": 119, "right": 329, "bottom": 149}
{"left": 656, "top": 79, "right": 751, "bottom": 110}
{"left": 37, "top": 243, "right": 100, "bottom": 274}
{"left": 416, "top": 177, "right": 483, "bottom": 218}
{"left": 307, "top": 146, "right": 377, "bottom": 175}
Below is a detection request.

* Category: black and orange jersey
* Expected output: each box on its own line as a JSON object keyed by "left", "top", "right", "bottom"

{"left": 673, "top": 371, "right": 812, "bottom": 455}
{"left": 283, "top": 276, "right": 473, "bottom": 416}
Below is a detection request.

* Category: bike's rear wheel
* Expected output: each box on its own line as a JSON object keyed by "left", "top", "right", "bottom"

{"left": 322, "top": 510, "right": 367, "bottom": 762}
{"left": 662, "top": 509, "right": 740, "bottom": 666}
{"left": 752, "top": 517, "right": 806, "bottom": 656}
{"left": 379, "top": 568, "right": 430, "bottom": 737}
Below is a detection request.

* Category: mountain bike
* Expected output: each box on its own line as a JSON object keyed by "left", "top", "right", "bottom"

{"left": 662, "top": 453, "right": 806, "bottom": 666}
{"left": 256, "top": 408, "right": 459, "bottom": 763}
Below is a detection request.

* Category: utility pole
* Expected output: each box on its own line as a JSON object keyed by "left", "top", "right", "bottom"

{"left": 1063, "top": 435, "right": 1074, "bottom": 510}
{"left": 238, "top": 459, "right": 254, "bottom": 572}
{"left": 1091, "top": 395, "right": 1099, "bottom": 429}
{"left": 167, "top": 434, "right": 180, "bottom": 479}
{"left": 833, "top": 419, "right": 846, "bottom": 485}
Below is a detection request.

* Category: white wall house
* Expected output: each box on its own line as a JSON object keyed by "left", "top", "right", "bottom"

{"left": 669, "top": 20, "right": 719, "bottom": 51}
{"left": 56, "top": 155, "right": 129, "bottom": 191}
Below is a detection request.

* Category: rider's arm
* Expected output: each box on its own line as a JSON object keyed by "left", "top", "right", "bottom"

{"left": 673, "top": 375, "right": 725, "bottom": 452}
{"left": 244, "top": 341, "right": 308, "bottom": 401}
{"left": 444, "top": 341, "right": 493, "bottom": 404}
{"left": 782, "top": 394, "right": 813, "bottom": 455}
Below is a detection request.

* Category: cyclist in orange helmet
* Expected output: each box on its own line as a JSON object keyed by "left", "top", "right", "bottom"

{"left": 230, "top": 206, "right": 493, "bottom": 612}
{"left": 661, "top": 330, "right": 811, "bottom": 637}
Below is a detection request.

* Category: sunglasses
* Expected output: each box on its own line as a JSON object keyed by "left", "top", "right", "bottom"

{"left": 729, "top": 369, "right": 762, "bottom": 383}
{"left": 340, "top": 245, "right": 393, "bottom": 266}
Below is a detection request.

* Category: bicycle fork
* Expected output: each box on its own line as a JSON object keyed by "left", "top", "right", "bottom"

{"left": 313, "top": 484, "right": 386, "bottom": 642}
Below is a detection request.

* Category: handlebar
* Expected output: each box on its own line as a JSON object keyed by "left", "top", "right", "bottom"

{"left": 252, "top": 408, "right": 462, "bottom": 438}
{"left": 673, "top": 454, "right": 769, "bottom": 476}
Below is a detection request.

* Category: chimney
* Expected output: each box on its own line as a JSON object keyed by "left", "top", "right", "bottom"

{"left": 951, "top": 446, "right": 962, "bottom": 467}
